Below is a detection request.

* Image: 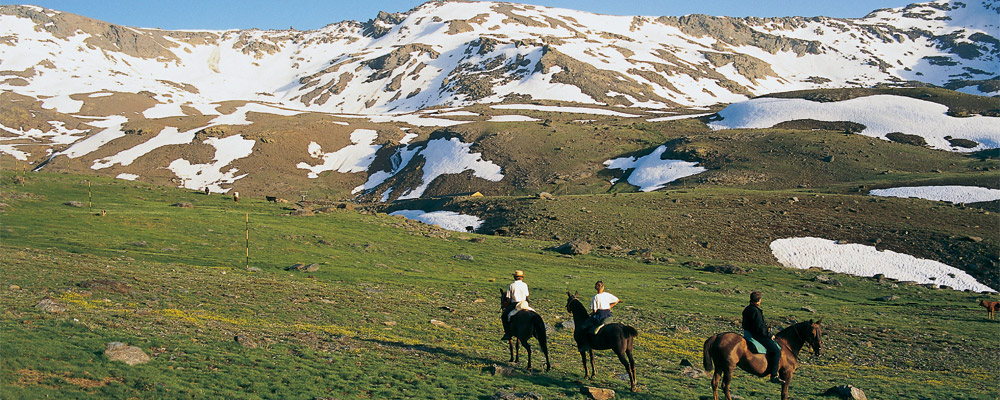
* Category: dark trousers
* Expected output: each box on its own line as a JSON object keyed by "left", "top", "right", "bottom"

{"left": 755, "top": 335, "right": 782, "bottom": 376}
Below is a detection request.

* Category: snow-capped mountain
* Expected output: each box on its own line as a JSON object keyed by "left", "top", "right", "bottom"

{"left": 0, "top": 0, "right": 998, "bottom": 199}
{"left": 2, "top": 0, "right": 997, "bottom": 115}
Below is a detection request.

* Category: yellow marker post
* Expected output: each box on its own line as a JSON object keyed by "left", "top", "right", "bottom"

{"left": 245, "top": 213, "right": 250, "bottom": 270}
{"left": 88, "top": 180, "right": 92, "bottom": 211}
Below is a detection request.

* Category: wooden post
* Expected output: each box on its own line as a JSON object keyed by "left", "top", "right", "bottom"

{"left": 245, "top": 213, "right": 250, "bottom": 269}
{"left": 88, "top": 180, "right": 92, "bottom": 211}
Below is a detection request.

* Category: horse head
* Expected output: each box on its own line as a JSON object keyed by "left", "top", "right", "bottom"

{"left": 565, "top": 291, "right": 579, "bottom": 312}
{"left": 500, "top": 289, "right": 510, "bottom": 311}
{"left": 805, "top": 318, "right": 823, "bottom": 356}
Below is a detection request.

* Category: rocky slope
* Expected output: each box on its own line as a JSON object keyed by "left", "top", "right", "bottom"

{"left": 0, "top": 0, "right": 997, "bottom": 198}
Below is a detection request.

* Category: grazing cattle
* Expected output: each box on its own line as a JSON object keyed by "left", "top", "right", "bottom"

{"left": 233, "top": 192, "right": 240, "bottom": 204}
{"left": 266, "top": 196, "right": 277, "bottom": 202}
{"left": 980, "top": 300, "right": 1000, "bottom": 320}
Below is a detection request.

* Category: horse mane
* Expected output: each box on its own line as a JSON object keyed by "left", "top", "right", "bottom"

{"left": 775, "top": 320, "right": 810, "bottom": 339}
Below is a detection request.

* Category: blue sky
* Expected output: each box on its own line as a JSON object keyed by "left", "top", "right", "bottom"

{"left": 6, "top": 1, "right": 918, "bottom": 30}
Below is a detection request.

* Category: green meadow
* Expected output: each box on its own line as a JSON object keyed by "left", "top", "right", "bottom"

{"left": 1, "top": 171, "right": 998, "bottom": 399}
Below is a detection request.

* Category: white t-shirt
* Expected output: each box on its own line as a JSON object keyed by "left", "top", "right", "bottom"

{"left": 507, "top": 280, "right": 529, "bottom": 303}
{"left": 592, "top": 292, "right": 619, "bottom": 311}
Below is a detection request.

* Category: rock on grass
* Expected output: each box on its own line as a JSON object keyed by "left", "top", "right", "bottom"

{"left": 104, "top": 342, "right": 150, "bottom": 365}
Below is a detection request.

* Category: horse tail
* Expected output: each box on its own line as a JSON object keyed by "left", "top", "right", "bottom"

{"left": 532, "top": 314, "right": 547, "bottom": 340}
{"left": 703, "top": 335, "right": 717, "bottom": 371}
{"left": 623, "top": 325, "right": 638, "bottom": 339}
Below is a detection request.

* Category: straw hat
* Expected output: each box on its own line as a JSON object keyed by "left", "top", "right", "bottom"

{"left": 513, "top": 270, "right": 525, "bottom": 278}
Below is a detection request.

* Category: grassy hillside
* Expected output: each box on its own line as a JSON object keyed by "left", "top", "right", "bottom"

{"left": 2, "top": 171, "right": 998, "bottom": 399}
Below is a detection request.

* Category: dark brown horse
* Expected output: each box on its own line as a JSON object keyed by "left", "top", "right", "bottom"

{"left": 500, "top": 290, "right": 551, "bottom": 372}
{"left": 565, "top": 291, "right": 638, "bottom": 391}
{"left": 703, "top": 319, "right": 823, "bottom": 400}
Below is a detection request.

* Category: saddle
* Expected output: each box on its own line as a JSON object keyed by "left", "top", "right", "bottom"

{"left": 588, "top": 316, "right": 614, "bottom": 336}
{"left": 507, "top": 300, "right": 534, "bottom": 319}
{"left": 742, "top": 330, "right": 768, "bottom": 354}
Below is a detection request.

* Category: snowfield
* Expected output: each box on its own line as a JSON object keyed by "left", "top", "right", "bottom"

{"left": 298, "top": 129, "right": 381, "bottom": 179}
{"left": 708, "top": 95, "right": 1000, "bottom": 152}
{"left": 870, "top": 186, "right": 1000, "bottom": 204}
{"left": 770, "top": 237, "right": 995, "bottom": 293}
{"left": 389, "top": 210, "right": 483, "bottom": 232}
{"left": 604, "top": 146, "right": 706, "bottom": 191}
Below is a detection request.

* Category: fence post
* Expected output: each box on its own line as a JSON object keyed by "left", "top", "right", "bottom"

{"left": 245, "top": 213, "right": 250, "bottom": 269}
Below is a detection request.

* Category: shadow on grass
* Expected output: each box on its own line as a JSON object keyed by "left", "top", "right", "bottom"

{"left": 355, "top": 337, "right": 582, "bottom": 396}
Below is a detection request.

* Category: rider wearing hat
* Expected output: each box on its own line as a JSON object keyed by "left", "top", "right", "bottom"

{"left": 501, "top": 270, "right": 529, "bottom": 341}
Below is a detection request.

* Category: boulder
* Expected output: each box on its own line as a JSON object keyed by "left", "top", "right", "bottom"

{"left": 702, "top": 265, "right": 747, "bottom": 275}
{"left": 484, "top": 364, "right": 515, "bottom": 376}
{"left": 286, "top": 263, "right": 319, "bottom": 272}
{"left": 79, "top": 279, "right": 132, "bottom": 294}
{"left": 171, "top": 202, "right": 194, "bottom": 208}
{"left": 235, "top": 334, "right": 257, "bottom": 348}
{"left": 104, "top": 342, "right": 150, "bottom": 365}
{"left": 581, "top": 386, "right": 615, "bottom": 400}
{"left": 823, "top": 385, "right": 868, "bottom": 400}
{"left": 430, "top": 319, "right": 449, "bottom": 328}
{"left": 35, "top": 298, "right": 66, "bottom": 313}
{"left": 680, "top": 366, "right": 708, "bottom": 379}
{"left": 64, "top": 201, "right": 85, "bottom": 207}
{"left": 538, "top": 192, "right": 555, "bottom": 200}
{"left": 556, "top": 240, "right": 592, "bottom": 255}
{"left": 454, "top": 254, "right": 474, "bottom": 261}
{"left": 875, "top": 295, "right": 899, "bottom": 302}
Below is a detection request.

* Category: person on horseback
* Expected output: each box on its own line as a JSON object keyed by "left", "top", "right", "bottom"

{"left": 743, "top": 290, "right": 784, "bottom": 384}
{"left": 501, "top": 270, "right": 529, "bottom": 342}
{"left": 580, "top": 281, "right": 620, "bottom": 335}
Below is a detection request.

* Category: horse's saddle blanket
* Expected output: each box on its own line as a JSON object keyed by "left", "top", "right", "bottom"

{"left": 743, "top": 330, "right": 767, "bottom": 354}
{"left": 507, "top": 301, "right": 534, "bottom": 319}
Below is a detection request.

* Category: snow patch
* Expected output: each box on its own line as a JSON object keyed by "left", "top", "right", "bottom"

{"left": 389, "top": 209, "right": 483, "bottom": 232}
{"left": 709, "top": 95, "right": 1000, "bottom": 152}
{"left": 492, "top": 104, "right": 642, "bottom": 117}
{"left": 604, "top": 146, "right": 706, "bottom": 192}
{"left": 397, "top": 137, "right": 503, "bottom": 200}
{"left": 870, "top": 186, "right": 1000, "bottom": 204}
{"left": 771, "top": 237, "right": 994, "bottom": 293}
{"left": 116, "top": 173, "right": 139, "bottom": 181}
{"left": 167, "top": 134, "right": 256, "bottom": 193}
{"left": 298, "top": 129, "right": 381, "bottom": 178}
{"left": 489, "top": 115, "right": 540, "bottom": 122}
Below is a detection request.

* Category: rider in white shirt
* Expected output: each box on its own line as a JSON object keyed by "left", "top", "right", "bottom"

{"left": 501, "top": 270, "right": 529, "bottom": 341}
{"left": 582, "top": 280, "right": 620, "bottom": 334}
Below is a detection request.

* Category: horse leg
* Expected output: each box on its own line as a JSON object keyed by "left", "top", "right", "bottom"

{"left": 780, "top": 371, "right": 794, "bottom": 400}
{"left": 536, "top": 331, "right": 551, "bottom": 372}
{"left": 626, "top": 344, "right": 637, "bottom": 391}
{"left": 722, "top": 368, "right": 734, "bottom": 400}
{"left": 515, "top": 339, "right": 521, "bottom": 364}
{"left": 579, "top": 350, "right": 589, "bottom": 379}
{"left": 508, "top": 338, "right": 515, "bottom": 362}
{"left": 590, "top": 349, "right": 597, "bottom": 380}
{"left": 522, "top": 339, "right": 533, "bottom": 372}
{"left": 711, "top": 371, "right": 721, "bottom": 400}
{"left": 615, "top": 348, "right": 635, "bottom": 392}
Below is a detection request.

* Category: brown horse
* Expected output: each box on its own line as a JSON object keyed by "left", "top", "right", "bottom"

{"left": 500, "top": 290, "right": 551, "bottom": 372}
{"left": 980, "top": 300, "right": 1000, "bottom": 320}
{"left": 703, "top": 319, "right": 823, "bottom": 400}
{"left": 566, "top": 291, "right": 639, "bottom": 391}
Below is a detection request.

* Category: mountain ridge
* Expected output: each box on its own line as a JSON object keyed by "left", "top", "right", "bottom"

{"left": 2, "top": 0, "right": 997, "bottom": 116}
